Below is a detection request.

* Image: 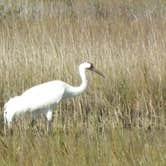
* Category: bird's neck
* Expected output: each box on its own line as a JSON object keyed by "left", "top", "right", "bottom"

{"left": 67, "top": 67, "right": 88, "bottom": 97}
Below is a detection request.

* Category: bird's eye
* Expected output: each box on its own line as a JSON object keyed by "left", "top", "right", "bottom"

{"left": 89, "top": 63, "right": 93, "bottom": 69}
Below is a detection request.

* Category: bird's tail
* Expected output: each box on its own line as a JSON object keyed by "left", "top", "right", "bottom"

{"left": 3, "top": 96, "right": 19, "bottom": 127}
{"left": 3, "top": 109, "right": 7, "bottom": 125}
{"left": 3, "top": 107, "right": 8, "bottom": 135}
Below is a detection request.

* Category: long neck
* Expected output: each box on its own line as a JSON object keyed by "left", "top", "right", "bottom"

{"left": 67, "top": 67, "right": 88, "bottom": 97}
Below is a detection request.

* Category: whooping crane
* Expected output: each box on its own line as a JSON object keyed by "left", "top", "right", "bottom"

{"left": 4, "top": 62, "right": 104, "bottom": 132}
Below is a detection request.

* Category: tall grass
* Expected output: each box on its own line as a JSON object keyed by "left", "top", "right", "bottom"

{"left": 0, "top": 0, "right": 165, "bottom": 165}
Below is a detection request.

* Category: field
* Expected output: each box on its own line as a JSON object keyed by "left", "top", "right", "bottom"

{"left": 0, "top": 0, "right": 165, "bottom": 165}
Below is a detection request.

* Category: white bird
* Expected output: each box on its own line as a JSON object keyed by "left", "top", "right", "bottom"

{"left": 4, "top": 62, "right": 104, "bottom": 132}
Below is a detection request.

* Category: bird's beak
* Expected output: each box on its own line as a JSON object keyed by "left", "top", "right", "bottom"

{"left": 91, "top": 67, "right": 105, "bottom": 78}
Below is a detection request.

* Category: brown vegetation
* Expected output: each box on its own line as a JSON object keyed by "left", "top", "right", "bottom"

{"left": 0, "top": 0, "right": 165, "bottom": 165}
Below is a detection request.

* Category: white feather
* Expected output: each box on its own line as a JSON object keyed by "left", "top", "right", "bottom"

{"left": 3, "top": 62, "right": 104, "bottom": 129}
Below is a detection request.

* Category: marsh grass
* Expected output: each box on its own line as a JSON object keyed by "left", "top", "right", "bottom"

{"left": 0, "top": 0, "right": 165, "bottom": 165}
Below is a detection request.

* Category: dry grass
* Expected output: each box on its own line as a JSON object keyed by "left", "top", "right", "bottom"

{"left": 0, "top": 0, "right": 165, "bottom": 165}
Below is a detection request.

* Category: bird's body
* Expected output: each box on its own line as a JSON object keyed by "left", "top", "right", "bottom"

{"left": 4, "top": 62, "right": 104, "bottom": 131}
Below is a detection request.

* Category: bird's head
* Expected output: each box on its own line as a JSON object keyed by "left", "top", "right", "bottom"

{"left": 80, "top": 62, "right": 105, "bottom": 78}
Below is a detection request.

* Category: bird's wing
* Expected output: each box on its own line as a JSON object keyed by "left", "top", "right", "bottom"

{"left": 22, "top": 85, "right": 65, "bottom": 111}
{"left": 4, "top": 96, "right": 30, "bottom": 114}
{"left": 4, "top": 96, "right": 21, "bottom": 110}
{"left": 22, "top": 81, "right": 64, "bottom": 96}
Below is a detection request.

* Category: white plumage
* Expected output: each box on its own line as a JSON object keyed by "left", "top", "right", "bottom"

{"left": 4, "top": 62, "right": 104, "bottom": 131}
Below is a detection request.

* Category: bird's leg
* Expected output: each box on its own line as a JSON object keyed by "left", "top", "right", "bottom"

{"left": 45, "top": 110, "right": 53, "bottom": 134}
{"left": 9, "top": 127, "right": 13, "bottom": 136}
{"left": 4, "top": 123, "right": 7, "bottom": 136}
{"left": 47, "top": 121, "right": 52, "bottom": 134}
{"left": 4, "top": 123, "right": 13, "bottom": 136}
{"left": 3, "top": 112, "right": 12, "bottom": 136}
